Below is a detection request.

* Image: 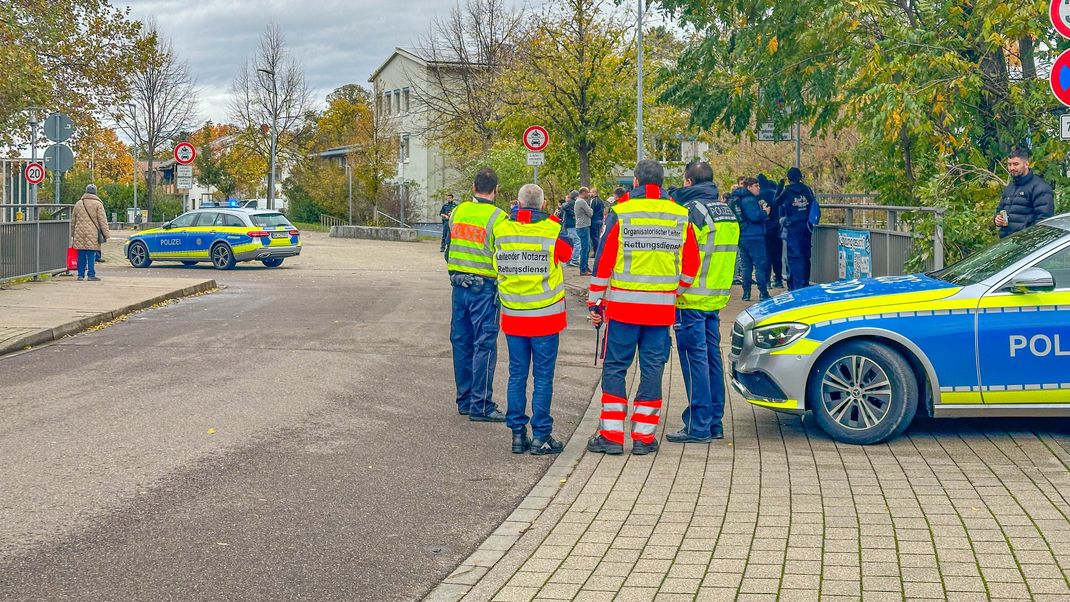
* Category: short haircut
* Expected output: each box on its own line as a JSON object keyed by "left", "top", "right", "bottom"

{"left": 685, "top": 161, "right": 714, "bottom": 184}
{"left": 473, "top": 168, "right": 498, "bottom": 194}
{"left": 569, "top": 190, "right": 579, "bottom": 198}
{"left": 517, "top": 183, "right": 544, "bottom": 209}
{"left": 446, "top": 193, "right": 455, "bottom": 198}
{"left": 634, "top": 159, "right": 664, "bottom": 186}
{"left": 1008, "top": 148, "right": 1031, "bottom": 161}
{"left": 578, "top": 186, "right": 590, "bottom": 195}
{"left": 741, "top": 177, "right": 759, "bottom": 188}
{"left": 613, "top": 187, "right": 626, "bottom": 197}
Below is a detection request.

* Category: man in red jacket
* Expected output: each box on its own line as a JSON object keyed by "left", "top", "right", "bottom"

{"left": 587, "top": 160, "right": 701, "bottom": 455}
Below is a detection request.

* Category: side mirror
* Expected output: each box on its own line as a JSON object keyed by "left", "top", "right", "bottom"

{"left": 1008, "top": 267, "right": 1055, "bottom": 294}
{"left": 162, "top": 222, "right": 173, "bottom": 230}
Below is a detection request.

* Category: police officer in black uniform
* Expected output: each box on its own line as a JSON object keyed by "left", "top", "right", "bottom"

{"left": 439, "top": 193, "right": 458, "bottom": 252}
{"left": 776, "top": 167, "right": 817, "bottom": 291}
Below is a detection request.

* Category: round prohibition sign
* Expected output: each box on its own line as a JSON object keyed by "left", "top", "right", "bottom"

{"left": 1052, "top": 49, "right": 1070, "bottom": 107}
{"left": 24, "top": 162, "right": 45, "bottom": 185}
{"left": 173, "top": 141, "right": 196, "bottom": 165}
{"left": 1052, "top": 0, "right": 1070, "bottom": 39}
{"left": 523, "top": 125, "right": 549, "bottom": 152}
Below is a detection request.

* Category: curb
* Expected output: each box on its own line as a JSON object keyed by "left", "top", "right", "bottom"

{"left": 423, "top": 384, "right": 603, "bottom": 602}
{"left": 0, "top": 279, "right": 217, "bottom": 357}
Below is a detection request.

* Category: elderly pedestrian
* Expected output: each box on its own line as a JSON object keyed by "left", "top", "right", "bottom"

{"left": 71, "top": 184, "right": 110, "bottom": 281}
{"left": 994, "top": 148, "right": 1054, "bottom": 238}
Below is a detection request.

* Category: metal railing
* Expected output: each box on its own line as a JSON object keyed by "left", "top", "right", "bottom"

{"left": 1, "top": 203, "right": 73, "bottom": 222}
{"left": 811, "top": 202, "right": 945, "bottom": 283}
{"left": 0, "top": 220, "right": 71, "bottom": 282}
{"left": 374, "top": 209, "right": 406, "bottom": 228}
{"left": 320, "top": 215, "right": 345, "bottom": 230}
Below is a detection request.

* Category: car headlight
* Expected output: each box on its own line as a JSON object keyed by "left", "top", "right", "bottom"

{"left": 752, "top": 323, "right": 810, "bottom": 349}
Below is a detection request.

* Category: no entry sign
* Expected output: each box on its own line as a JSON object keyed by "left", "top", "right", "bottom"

{"left": 1051, "top": 49, "right": 1070, "bottom": 107}
{"left": 173, "top": 141, "right": 196, "bottom": 165}
{"left": 523, "top": 126, "right": 548, "bottom": 152}
{"left": 24, "top": 162, "right": 45, "bottom": 185}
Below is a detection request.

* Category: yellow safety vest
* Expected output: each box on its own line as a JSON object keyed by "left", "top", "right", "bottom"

{"left": 447, "top": 200, "right": 505, "bottom": 278}
{"left": 492, "top": 218, "right": 565, "bottom": 318}
{"left": 677, "top": 200, "right": 740, "bottom": 311}
{"left": 607, "top": 197, "right": 689, "bottom": 305}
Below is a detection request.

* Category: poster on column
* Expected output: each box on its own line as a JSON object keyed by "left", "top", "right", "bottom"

{"left": 837, "top": 229, "right": 872, "bottom": 280}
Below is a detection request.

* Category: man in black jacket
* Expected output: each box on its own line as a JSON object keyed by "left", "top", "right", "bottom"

{"left": 734, "top": 177, "right": 771, "bottom": 301}
{"left": 994, "top": 149, "right": 1054, "bottom": 238}
{"left": 439, "top": 193, "right": 458, "bottom": 252}
{"left": 589, "top": 187, "right": 605, "bottom": 254}
{"left": 776, "top": 167, "right": 817, "bottom": 290}
{"left": 757, "top": 174, "right": 783, "bottom": 288}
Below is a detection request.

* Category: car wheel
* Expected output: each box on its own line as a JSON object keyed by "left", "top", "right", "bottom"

{"left": 128, "top": 241, "right": 152, "bottom": 268}
{"left": 181, "top": 260, "right": 198, "bottom": 267}
{"left": 211, "top": 243, "right": 236, "bottom": 270}
{"left": 261, "top": 257, "right": 284, "bottom": 268}
{"left": 808, "top": 341, "right": 918, "bottom": 445}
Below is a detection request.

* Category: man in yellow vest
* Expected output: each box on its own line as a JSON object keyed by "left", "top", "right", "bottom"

{"left": 667, "top": 161, "right": 740, "bottom": 443}
{"left": 446, "top": 168, "right": 507, "bottom": 421}
{"left": 493, "top": 183, "right": 575, "bottom": 455}
{"left": 587, "top": 160, "right": 701, "bottom": 456}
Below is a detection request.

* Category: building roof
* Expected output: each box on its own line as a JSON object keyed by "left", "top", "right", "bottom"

{"left": 368, "top": 46, "right": 485, "bottom": 82}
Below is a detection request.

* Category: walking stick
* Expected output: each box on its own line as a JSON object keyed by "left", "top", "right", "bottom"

{"left": 594, "top": 321, "right": 602, "bottom": 366}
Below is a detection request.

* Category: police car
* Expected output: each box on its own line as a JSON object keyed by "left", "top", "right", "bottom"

{"left": 124, "top": 208, "right": 301, "bottom": 270}
{"left": 731, "top": 214, "right": 1070, "bottom": 444}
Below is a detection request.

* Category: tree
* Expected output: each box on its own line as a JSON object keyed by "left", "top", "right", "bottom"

{"left": 508, "top": 0, "right": 637, "bottom": 186}
{"left": 115, "top": 22, "right": 199, "bottom": 218}
{"left": 0, "top": 0, "right": 143, "bottom": 145}
{"left": 73, "top": 125, "right": 133, "bottom": 183}
{"left": 229, "top": 24, "right": 315, "bottom": 209}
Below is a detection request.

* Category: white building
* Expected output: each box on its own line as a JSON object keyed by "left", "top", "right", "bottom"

{"left": 369, "top": 47, "right": 460, "bottom": 223}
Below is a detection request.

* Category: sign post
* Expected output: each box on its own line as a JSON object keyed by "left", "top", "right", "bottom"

{"left": 523, "top": 125, "right": 549, "bottom": 185}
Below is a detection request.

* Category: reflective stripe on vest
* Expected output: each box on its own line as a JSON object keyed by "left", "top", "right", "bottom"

{"left": 492, "top": 217, "right": 565, "bottom": 312}
{"left": 607, "top": 289, "right": 677, "bottom": 305}
{"left": 678, "top": 200, "right": 739, "bottom": 311}
{"left": 447, "top": 202, "right": 503, "bottom": 277}
{"left": 610, "top": 198, "right": 688, "bottom": 294}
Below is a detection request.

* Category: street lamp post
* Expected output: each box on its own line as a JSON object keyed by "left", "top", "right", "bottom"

{"left": 398, "top": 133, "right": 409, "bottom": 228}
{"left": 636, "top": 0, "right": 644, "bottom": 163}
{"left": 258, "top": 68, "right": 279, "bottom": 210}
{"left": 124, "top": 102, "right": 139, "bottom": 221}
{"left": 345, "top": 161, "right": 353, "bottom": 225}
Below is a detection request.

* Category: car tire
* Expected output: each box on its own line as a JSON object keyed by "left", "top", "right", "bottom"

{"left": 211, "top": 243, "right": 236, "bottom": 270}
{"left": 261, "top": 257, "right": 284, "bottom": 268}
{"left": 808, "top": 341, "right": 918, "bottom": 445}
{"left": 181, "top": 260, "right": 198, "bottom": 266}
{"left": 128, "top": 241, "right": 152, "bottom": 268}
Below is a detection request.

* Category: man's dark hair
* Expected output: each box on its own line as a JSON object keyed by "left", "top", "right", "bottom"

{"left": 473, "top": 168, "right": 498, "bottom": 194}
{"left": 741, "top": 176, "right": 759, "bottom": 188}
{"left": 1008, "top": 148, "right": 1032, "bottom": 161}
{"left": 634, "top": 159, "right": 664, "bottom": 186}
{"left": 613, "top": 186, "right": 626, "bottom": 197}
{"left": 446, "top": 193, "right": 455, "bottom": 198}
{"left": 685, "top": 161, "right": 714, "bottom": 184}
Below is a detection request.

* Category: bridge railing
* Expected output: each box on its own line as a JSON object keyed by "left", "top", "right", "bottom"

{"left": 0, "top": 220, "right": 71, "bottom": 282}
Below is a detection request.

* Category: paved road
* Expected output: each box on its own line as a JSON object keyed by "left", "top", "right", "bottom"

{"left": 0, "top": 233, "right": 600, "bottom": 601}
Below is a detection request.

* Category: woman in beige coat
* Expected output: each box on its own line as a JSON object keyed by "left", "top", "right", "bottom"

{"left": 71, "top": 184, "right": 110, "bottom": 281}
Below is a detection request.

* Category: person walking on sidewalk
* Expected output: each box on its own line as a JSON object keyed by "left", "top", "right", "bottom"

{"left": 587, "top": 160, "right": 700, "bottom": 456}
{"left": 493, "top": 183, "right": 574, "bottom": 455}
{"left": 574, "top": 187, "right": 594, "bottom": 275}
{"left": 667, "top": 162, "right": 739, "bottom": 443}
{"left": 439, "top": 193, "right": 458, "bottom": 252}
{"left": 71, "top": 184, "right": 110, "bottom": 281}
{"left": 446, "top": 168, "right": 507, "bottom": 422}
{"left": 734, "top": 177, "right": 771, "bottom": 301}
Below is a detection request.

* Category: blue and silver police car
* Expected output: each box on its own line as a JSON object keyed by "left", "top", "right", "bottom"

{"left": 731, "top": 214, "right": 1070, "bottom": 444}
{"left": 124, "top": 208, "right": 301, "bottom": 270}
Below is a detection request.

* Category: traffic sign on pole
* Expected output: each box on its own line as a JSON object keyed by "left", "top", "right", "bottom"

{"left": 176, "top": 164, "right": 193, "bottom": 178}
{"left": 523, "top": 125, "right": 549, "bottom": 152}
{"left": 43, "top": 144, "right": 74, "bottom": 172}
{"left": 1051, "top": 49, "right": 1070, "bottom": 107}
{"left": 24, "top": 162, "right": 45, "bottom": 185}
{"left": 43, "top": 112, "right": 74, "bottom": 143}
{"left": 174, "top": 141, "right": 196, "bottom": 165}
{"left": 1052, "top": 0, "right": 1070, "bottom": 39}
{"left": 526, "top": 152, "right": 545, "bottom": 166}
{"left": 1061, "top": 114, "right": 1070, "bottom": 141}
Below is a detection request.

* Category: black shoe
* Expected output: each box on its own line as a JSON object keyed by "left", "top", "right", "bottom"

{"left": 773, "top": 280, "right": 784, "bottom": 288}
{"left": 512, "top": 428, "right": 531, "bottom": 454}
{"left": 632, "top": 440, "right": 659, "bottom": 455}
{"left": 710, "top": 424, "right": 724, "bottom": 439}
{"left": 665, "top": 429, "right": 713, "bottom": 443}
{"left": 87, "top": 276, "right": 102, "bottom": 281}
{"left": 77, "top": 276, "right": 85, "bottom": 281}
{"left": 759, "top": 293, "right": 772, "bottom": 301}
{"left": 741, "top": 292, "right": 752, "bottom": 302}
{"left": 530, "top": 435, "right": 563, "bottom": 455}
{"left": 458, "top": 407, "right": 469, "bottom": 416}
{"left": 586, "top": 434, "right": 623, "bottom": 455}
{"left": 470, "top": 409, "right": 506, "bottom": 423}
{"left": 732, "top": 277, "right": 743, "bottom": 285}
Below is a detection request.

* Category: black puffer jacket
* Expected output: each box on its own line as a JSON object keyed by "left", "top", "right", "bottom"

{"left": 996, "top": 172, "right": 1055, "bottom": 238}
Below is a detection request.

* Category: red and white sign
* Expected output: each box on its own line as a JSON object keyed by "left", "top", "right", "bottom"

{"left": 523, "top": 125, "right": 549, "bottom": 152}
{"left": 173, "top": 141, "right": 196, "bottom": 165}
{"left": 24, "top": 162, "right": 45, "bottom": 185}
{"left": 1051, "top": 49, "right": 1070, "bottom": 107}
{"left": 1052, "top": 0, "right": 1070, "bottom": 39}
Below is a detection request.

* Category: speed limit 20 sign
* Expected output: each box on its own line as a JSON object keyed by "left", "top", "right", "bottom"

{"left": 173, "top": 141, "right": 196, "bottom": 165}
{"left": 24, "top": 162, "right": 45, "bottom": 185}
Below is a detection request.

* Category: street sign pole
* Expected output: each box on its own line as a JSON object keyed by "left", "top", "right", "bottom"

{"left": 30, "top": 117, "right": 38, "bottom": 219}
{"left": 534, "top": 165, "right": 539, "bottom": 185}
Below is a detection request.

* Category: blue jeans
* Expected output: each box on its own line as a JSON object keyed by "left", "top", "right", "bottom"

{"left": 76, "top": 249, "right": 97, "bottom": 278}
{"left": 739, "top": 237, "right": 769, "bottom": 296}
{"left": 566, "top": 227, "right": 580, "bottom": 264}
{"left": 674, "top": 309, "right": 725, "bottom": 437}
{"left": 440, "top": 222, "right": 450, "bottom": 251}
{"left": 599, "top": 320, "right": 671, "bottom": 443}
{"left": 575, "top": 226, "right": 591, "bottom": 273}
{"left": 590, "top": 222, "right": 602, "bottom": 256}
{"left": 505, "top": 333, "right": 559, "bottom": 438}
{"left": 786, "top": 227, "right": 812, "bottom": 290}
{"left": 450, "top": 276, "right": 500, "bottom": 416}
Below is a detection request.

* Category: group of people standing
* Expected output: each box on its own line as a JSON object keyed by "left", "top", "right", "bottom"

{"left": 445, "top": 159, "right": 747, "bottom": 456}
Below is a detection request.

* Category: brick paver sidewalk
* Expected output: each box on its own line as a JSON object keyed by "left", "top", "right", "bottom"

{"left": 429, "top": 299, "right": 1070, "bottom": 602}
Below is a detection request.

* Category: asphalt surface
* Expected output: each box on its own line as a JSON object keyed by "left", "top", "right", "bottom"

{"left": 0, "top": 232, "right": 601, "bottom": 601}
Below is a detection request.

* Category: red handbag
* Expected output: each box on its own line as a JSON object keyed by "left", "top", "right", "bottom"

{"left": 67, "top": 247, "right": 78, "bottom": 271}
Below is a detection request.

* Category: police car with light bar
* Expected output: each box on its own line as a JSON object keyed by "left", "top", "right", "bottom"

{"left": 124, "top": 207, "right": 301, "bottom": 270}
{"left": 730, "top": 214, "right": 1070, "bottom": 444}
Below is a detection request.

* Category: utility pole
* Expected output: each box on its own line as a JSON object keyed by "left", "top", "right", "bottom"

{"left": 124, "top": 103, "right": 139, "bottom": 221}
{"left": 29, "top": 109, "right": 40, "bottom": 219}
{"left": 636, "top": 0, "right": 644, "bottom": 163}
{"left": 346, "top": 161, "right": 353, "bottom": 225}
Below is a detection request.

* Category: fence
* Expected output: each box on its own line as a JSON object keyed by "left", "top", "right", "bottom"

{"left": 0, "top": 220, "right": 71, "bottom": 282}
{"left": 319, "top": 214, "right": 345, "bottom": 230}
{"left": 810, "top": 200, "right": 945, "bottom": 283}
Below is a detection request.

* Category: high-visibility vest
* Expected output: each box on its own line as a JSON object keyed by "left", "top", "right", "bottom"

{"left": 607, "top": 197, "right": 689, "bottom": 306}
{"left": 677, "top": 200, "right": 739, "bottom": 311}
{"left": 447, "top": 200, "right": 505, "bottom": 278}
{"left": 493, "top": 218, "right": 565, "bottom": 325}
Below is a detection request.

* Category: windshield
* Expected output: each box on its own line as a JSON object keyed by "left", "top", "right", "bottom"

{"left": 930, "top": 225, "right": 1068, "bottom": 286}
{"left": 251, "top": 213, "right": 293, "bottom": 228}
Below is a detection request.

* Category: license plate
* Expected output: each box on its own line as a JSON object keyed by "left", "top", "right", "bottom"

{"left": 271, "top": 232, "right": 288, "bottom": 239}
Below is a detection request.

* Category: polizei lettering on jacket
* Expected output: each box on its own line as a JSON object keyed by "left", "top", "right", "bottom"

{"left": 621, "top": 225, "right": 682, "bottom": 252}
{"left": 496, "top": 250, "right": 550, "bottom": 275}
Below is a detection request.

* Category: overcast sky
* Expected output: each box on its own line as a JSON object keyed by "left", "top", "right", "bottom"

{"left": 114, "top": 0, "right": 547, "bottom": 124}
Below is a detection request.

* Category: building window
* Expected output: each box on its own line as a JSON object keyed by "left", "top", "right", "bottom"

{"left": 394, "top": 89, "right": 401, "bottom": 113}
{"left": 402, "top": 88, "right": 410, "bottom": 113}
{"left": 400, "top": 134, "right": 410, "bottom": 162}
{"left": 384, "top": 92, "right": 391, "bottom": 115}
